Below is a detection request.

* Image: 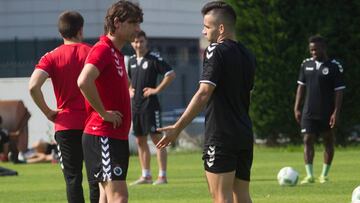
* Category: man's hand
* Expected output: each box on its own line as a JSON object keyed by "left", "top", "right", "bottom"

{"left": 129, "top": 87, "right": 135, "bottom": 98}
{"left": 156, "top": 125, "right": 180, "bottom": 149}
{"left": 329, "top": 112, "right": 338, "bottom": 128}
{"left": 45, "top": 109, "right": 61, "bottom": 122}
{"left": 100, "top": 111, "right": 123, "bottom": 128}
{"left": 294, "top": 109, "right": 302, "bottom": 124}
{"left": 143, "top": 87, "right": 157, "bottom": 97}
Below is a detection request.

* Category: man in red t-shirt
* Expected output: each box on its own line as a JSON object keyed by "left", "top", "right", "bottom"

{"left": 29, "top": 11, "right": 99, "bottom": 203}
{"left": 77, "top": 1, "right": 143, "bottom": 202}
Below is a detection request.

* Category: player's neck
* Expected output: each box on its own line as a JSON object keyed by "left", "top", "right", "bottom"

{"left": 217, "top": 32, "right": 236, "bottom": 43}
{"left": 136, "top": 49, "right": 148, "bottom": 58}
{"left": 107, "top": 33, "right": 126, "bottom": 50}
{"left": 63, "top": 38, "right": 81, "bottom": 45}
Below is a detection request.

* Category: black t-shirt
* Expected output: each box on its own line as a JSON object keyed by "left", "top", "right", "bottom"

{"left": 200, "top": 39, "right": 256, "bottom": 150}
{"left": 297, "top": 58, "right": 345, "bottom": 120}
{"left": 127, "top": 51, "right": 173, "bottom": 113}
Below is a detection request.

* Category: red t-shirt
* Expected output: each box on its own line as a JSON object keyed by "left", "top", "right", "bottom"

{"left": 83, "top": 36, "right": 131, "bottom": 140}
{"left": 35, "top": 43, "right": 91, "bottom": 132}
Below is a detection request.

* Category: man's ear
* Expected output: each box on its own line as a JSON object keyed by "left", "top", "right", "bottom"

{"left": 218, "top": 23, "right": 225, "bottom": 35}
{"left": 114, "top": 17, "right": 121, "bottom": 29}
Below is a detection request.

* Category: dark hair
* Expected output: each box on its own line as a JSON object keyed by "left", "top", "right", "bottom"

{"left": 58, "top": 11, "right": 84, "bottom": 39}
{"left": 0, "top": 115, "right": 2, "bottom": 124}
{"left": 308, "top": 35, "right": 326, "bottom": 46}
{"left": 134, "top": 30, "right": 147, "bottom": 39}
{"left": 201, "top": 1, "right": 236, "bottom": 27}
{"left": 104, "top": 0, "right": 143, "bottom": 34}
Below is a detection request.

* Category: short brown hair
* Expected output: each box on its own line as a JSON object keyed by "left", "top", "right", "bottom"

{"left": 134, "top": 30, "right": 147, "bottom": 39}
{"left": 58, "top": 11, "right": 84, "bottom": 39}
{"left": 104, "top": 0, "right": 143, "bottom": 34}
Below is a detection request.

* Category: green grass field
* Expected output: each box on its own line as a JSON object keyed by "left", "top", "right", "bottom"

{"left": 0, "top": 146, "right": 359, "bottom": 203}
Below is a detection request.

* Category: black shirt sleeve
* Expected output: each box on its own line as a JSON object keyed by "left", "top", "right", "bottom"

{"left": 297, "top": 62, "right": 306, "bottom": 85}
{"left": 153, "top": 54, "right": 172, "bottom": 75}
{"left": 333, "top": 61, "right": 345, "bottom": 90}
{"left": 200, "top": 44, "right": 221, "bottom": 86}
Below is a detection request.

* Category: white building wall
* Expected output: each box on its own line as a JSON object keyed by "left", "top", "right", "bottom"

{"left": 0, "top": 0, "right": 210, "bottom": 40}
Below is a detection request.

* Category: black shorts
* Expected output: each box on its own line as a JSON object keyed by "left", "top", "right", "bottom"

{"left": 55, "top": 130, "right": 83, "bottom": 173}
{"left": 202, "top": 145, "right": 253, "bottom": 181}
{"left": 132, "top": 110, "right": 161, "bottom": 136}
{"left": 82, "top": 134, "right": 129, "bottom": 183}
{"left": 301, "top": 119, "right": 330, "bottom": 134}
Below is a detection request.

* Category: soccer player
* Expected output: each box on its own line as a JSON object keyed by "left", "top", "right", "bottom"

{"left": 128, "top": 30, "right": 176, "bottom": 185}
{"left": 77, "top": 1, "right": 142, "bottom": 202}
{"left": 294, "top": 35, "right": 345, "bottom": 184}
{"left": 156, "top": 1, "right": 256, "bottom": 202}
{"left": 29, "top": 11, "right": 99, "bottom": 203}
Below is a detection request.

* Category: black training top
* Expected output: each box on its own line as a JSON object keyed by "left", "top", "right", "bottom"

{"left": 200, "top": 39, "right": 256, "bottom": 150}
{"left": 297, "top": 58, "right": 345, "bottom": 120}
{"left": 128, "top": 51, "right": 173, "bottom": 113}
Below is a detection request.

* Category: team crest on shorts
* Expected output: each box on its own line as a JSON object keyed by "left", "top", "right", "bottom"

{"left": 322, "top": 67, "right": 329, "bottom": 75}
{"left": 113, "top": 166, "right": 123, "bottom": 176}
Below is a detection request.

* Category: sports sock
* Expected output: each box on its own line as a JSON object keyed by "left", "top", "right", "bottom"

{"left": 321, "top": 164, "right": 331, "bottom": 177}
{"left": 142, "top": 169, "right": 151, "bottom": 178}
{"left": 305, "top": 164, "right": 313, "bottom": 177}
{"left": 158, "top": 170, "right": 166, "bottom": 177}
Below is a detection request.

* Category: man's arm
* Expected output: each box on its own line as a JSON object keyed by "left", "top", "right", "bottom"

{"left": 143, "top": 71, "right": 176, "bottom": 97}
{"left": 329, "top": 90, "right": 343, "bottom": 128}
{"left": 77, "top": 64, "right": 122, "bottom": 128}
{"left": 294, "top": 84, "right": 305, "bottom": 124}
{"left": 28, "top": 69, "right": 59, "bottom": 122}
{"left": 156, "top": 83, "right": 214, "bottom": 149}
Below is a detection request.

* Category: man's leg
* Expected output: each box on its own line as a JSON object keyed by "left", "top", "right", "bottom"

{"left": 319, "top": 130, "right": 334, "bottom": 183}
{"left": 301, "top": 133, "right": 316, "bottom": 184}
{"left": 102, "top": 180, "right": 128, "bottom": 203}
{"left": 130, "top": 135, "right": 152, "bottom": 185}
{"left": 233, "top": 179, "right": 252, "bottom": 203}
{"left": 205, "top": 171, "right": 235, "bottom": 203}
{"left": 151, "top": 133, "right": 167, "bottom": 184}
{"left": 98, "top": 183, "right": 107, "bottom": 203}
{"left": 55, "top": 130, "right": 85, "bottom": 203}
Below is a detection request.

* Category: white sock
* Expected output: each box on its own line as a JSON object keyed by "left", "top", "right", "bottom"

{"left": 142, "top": 169, "right": 151, "bottom": 177}
{"left": 158, "top": 170, "right": 166, "bottom": 177}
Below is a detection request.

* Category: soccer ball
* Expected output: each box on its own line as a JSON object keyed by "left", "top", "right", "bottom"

{"left": 277, "top": 167, "right": 299, "bottom": 186}
{"left": 352, "top": 186, "right": 360, "bottom": 203}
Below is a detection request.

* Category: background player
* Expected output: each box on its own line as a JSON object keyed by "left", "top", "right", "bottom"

{"left": 128, "top": 30, "right": 176, "bottom": 185}
{"left": 294, "top": 35, "right": 345, "bottom": 184}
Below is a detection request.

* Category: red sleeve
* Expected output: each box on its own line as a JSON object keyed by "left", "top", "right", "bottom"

{"left": 35, "top": 53, "right": 53, "bottom": 77}
{"left": 85, "top": 45, "right": 110, "bottom": 72}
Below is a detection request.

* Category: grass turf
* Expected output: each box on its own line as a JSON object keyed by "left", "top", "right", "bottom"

{"left": 0, "top": 146, "right": 359, "bottom": 203}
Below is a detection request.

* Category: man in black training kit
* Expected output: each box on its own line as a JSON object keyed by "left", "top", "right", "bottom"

{"left": 128, "top": 30, "right": 176, "bottom": 185}
{"left": 294, "top": 35, "right": 345, "bottom": 184}
{"left": 157, "top": 1, "right": 256, "bottom": 202}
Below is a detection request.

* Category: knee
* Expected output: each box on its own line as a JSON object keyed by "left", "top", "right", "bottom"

{"left": 136, "top": 138, "right": 147, "bottom": 147}
{"left": 303, "top": 136, "right": 314, "bottom": 146}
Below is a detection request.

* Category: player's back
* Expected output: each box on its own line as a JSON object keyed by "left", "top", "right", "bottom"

{"left": 36, "top": 43, "right": 91, "bottom": 131}
{"left": 37, "top": 43, "right": 91, "bottom": 110}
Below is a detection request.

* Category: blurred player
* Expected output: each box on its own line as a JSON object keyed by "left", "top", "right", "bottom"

{"left": 294, "top": 35, "right": 345, "bottom": 184}
{"left": 128, "top": 30, "right": 176, "bottom": 185}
